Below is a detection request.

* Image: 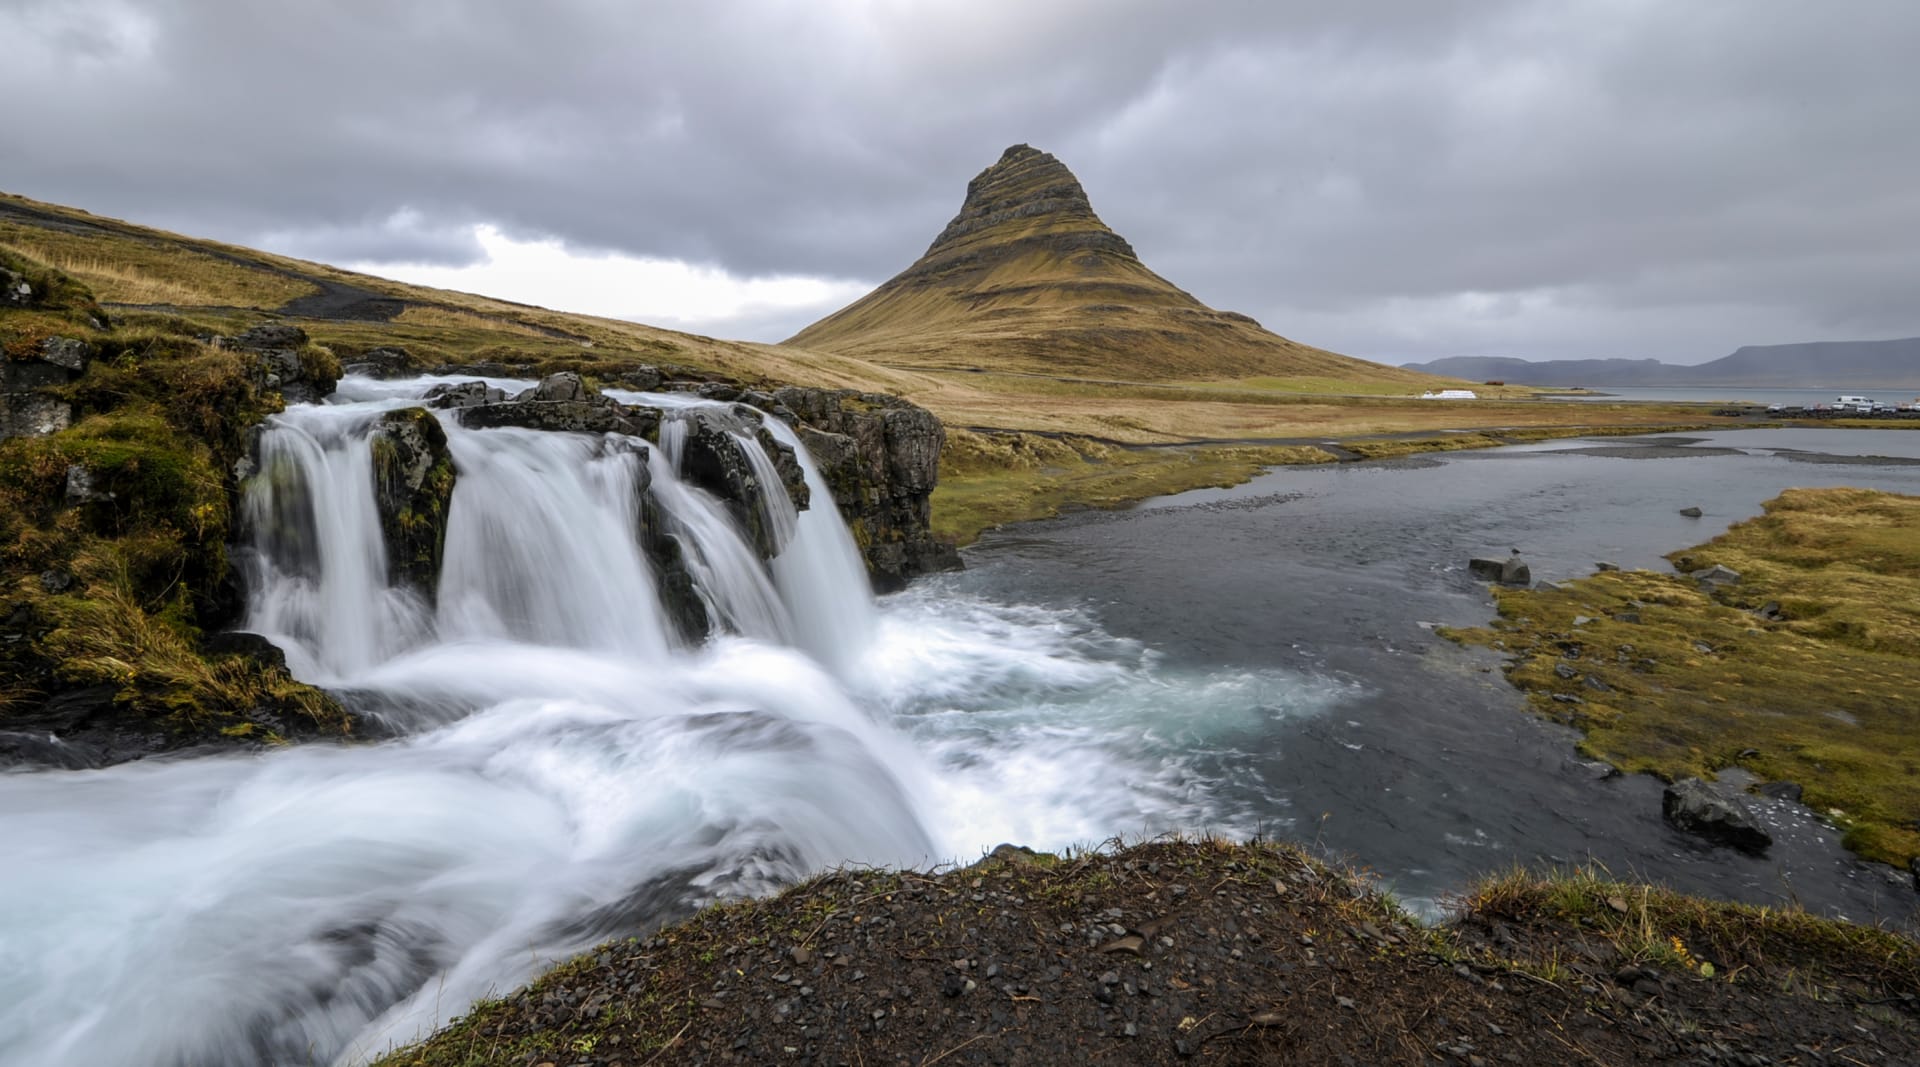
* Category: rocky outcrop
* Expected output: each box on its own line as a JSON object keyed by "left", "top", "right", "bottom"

{"left": 221, "top": 323, "right": 340, "bottom": 404}
{"left": 1690, "top": 564, "right": 1741, "bottom": 594}
{"left": 1468, "top": 553, "right": 1532, "bottom": 587}
{"left": 1663, "top": 777, "right": 1772, "bottom": 853}
{"left": 1, "top": 335, "right": 92, "bottom": 439}
{"left": 772, "top": 387, "right": 961, "bottom": 592}
{"left": 638, "top": 498, "right": 709, "bottom": 646}
{"left": 677, "top": 405, "right": 810, "bottom": 560}
{"left": 425, "top": 381, "right": 509, "bottom": 409}
{"left": 342, "top": 345, "right": 415, "bottom": 379}
{"left": 370, "top": 407, "right": 457, "bottom": 593}
{"left": 454, "top": 372, "right": 661, "bottom": 438}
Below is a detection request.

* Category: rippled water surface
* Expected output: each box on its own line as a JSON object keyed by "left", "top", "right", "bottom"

{"left": 949, "top": 429, "right": 1920, "bottom": 917}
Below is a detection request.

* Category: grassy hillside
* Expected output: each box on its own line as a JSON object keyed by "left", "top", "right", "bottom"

{"left": 0, "top": 186, "right": 1764, "bottom": 550}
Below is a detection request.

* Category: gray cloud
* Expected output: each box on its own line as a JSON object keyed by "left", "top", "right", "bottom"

{"left": 262, "top": 209, "right": 488, "bottom": 267}
{"left": 2, "top": 0, "right": 1916, "bottom": 362}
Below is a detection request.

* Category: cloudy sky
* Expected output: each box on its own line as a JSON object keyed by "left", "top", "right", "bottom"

{"left": 4, "top": 0, "right": 1916, "bottom": 364}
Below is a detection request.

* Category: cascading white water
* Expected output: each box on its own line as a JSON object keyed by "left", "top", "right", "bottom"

{"left": 0, "top": 375, "right": 1332, "bottom": 1067}
{"left": 436, "top": 428, "right": 671, "bottom": 657}
{"left": 762, "top": 417, "right": 879, "bottom": 673}
{"left": 242, "top": 404, "right": 435, "bottom": 681}
{"left": 642, "top": 446, "right": 797, "bottom": 644}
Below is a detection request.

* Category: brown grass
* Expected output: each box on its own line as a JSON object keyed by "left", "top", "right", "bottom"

{"left": 0, "top": 224, "right": 315, "bottom": 308}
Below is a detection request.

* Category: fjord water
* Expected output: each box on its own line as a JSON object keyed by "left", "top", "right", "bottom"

{"left": 4, "top": 405, "right": 1918, "bottom": 1065}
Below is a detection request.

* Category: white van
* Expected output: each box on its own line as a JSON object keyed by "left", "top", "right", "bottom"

{"left": 1835, "top": 395, "right": 1875, "bottom": 412}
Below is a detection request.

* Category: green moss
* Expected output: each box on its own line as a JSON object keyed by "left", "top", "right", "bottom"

{"left": 932, "top": 429, "right": 1336, "bottom": 544}
{"left": 1449, "top": 489, "right": 1920, "bottom": 866}
{"left": 0, "top": 247, "right": 107, "bottom": 327}
{"left": 1, "top": 285, "right": 353, "bottom": 744}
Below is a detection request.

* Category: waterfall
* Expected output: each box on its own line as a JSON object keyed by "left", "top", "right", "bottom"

{"left": 0, "top": 375, "right": 1271, "bottom": 1067}
{"left": 762, "top": 417, "right": 879, "bottom": 674}
{"left": 436, "top": 429, "right": 671, "bottom": 657}
{"left": 242, "top": 404, "right": 434, "bottom": 682}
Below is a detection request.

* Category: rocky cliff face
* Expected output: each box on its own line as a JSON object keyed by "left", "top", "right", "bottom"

{"left": 770, "top": 386, "right": 961, "bottom": 592}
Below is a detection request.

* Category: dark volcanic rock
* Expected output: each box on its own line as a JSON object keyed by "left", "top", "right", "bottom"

{"left": 1468, "top": 554, "right": 1531, "bottom": 586}
{"left": 1, "top": 335, "right": 92, "bottom": 439}
{"left": 1663, "top": 777, "right": 1772, "bottom": 853}
{"left": 455, "top": 372, "right": 662, "bottom": 438}
{"left": 676, "top": 405, "right": 809, "bottom": 561}
{"left": 370, "top": 407, "right": 458, "bottom": 592}
{"left": 775, "top": 387, "right": 961, "bottom": 591}
{"left": 639, "top": 498, "right": 709, "bottom": 646}
{"left": 342, "top": 345, "right": 414, "bottom": 379}
{"left": 424, "top": 380, "right": 509, "bottom": 409}
{"left": 202, "top": 630, "right": 289, "bottom": 673}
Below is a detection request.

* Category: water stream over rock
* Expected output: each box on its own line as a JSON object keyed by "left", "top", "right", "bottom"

{"left": 0, "top": 378, "right": 1314, "bottom": 1066}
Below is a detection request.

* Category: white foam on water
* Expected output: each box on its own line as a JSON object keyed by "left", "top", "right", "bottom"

{"left": 0, "top": 375, "right": 1343, "bottom": 1067}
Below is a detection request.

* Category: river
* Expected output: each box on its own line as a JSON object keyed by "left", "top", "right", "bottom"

{"left": 2, "top": 395, "right": 1917, "bottom": 1066}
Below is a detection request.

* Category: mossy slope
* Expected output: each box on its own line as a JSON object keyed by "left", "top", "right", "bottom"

{"left": 1, "top": 252, "right": 344, "bottom": 748}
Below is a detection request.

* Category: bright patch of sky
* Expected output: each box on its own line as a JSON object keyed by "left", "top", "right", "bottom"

{"left": 332, "top": 225, "right": 870, "bottom": 341}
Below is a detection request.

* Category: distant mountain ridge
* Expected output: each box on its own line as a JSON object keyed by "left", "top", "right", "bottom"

{"left": 1404, "top": 338, "right": 1920, "bottom": 389}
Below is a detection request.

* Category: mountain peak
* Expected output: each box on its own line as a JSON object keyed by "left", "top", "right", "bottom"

{"left": 788, "top": 146, "right": 1432, "bottom": 386}
{"left": 920, "top": 143, "right": 1136, "bottom": 265}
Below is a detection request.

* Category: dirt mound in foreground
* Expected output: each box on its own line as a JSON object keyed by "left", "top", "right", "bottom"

{"left": 377, "top": 839, "right": 1918, "bottom": 1066}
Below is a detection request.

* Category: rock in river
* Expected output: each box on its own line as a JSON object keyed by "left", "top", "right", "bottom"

{"left": 1468, "top": 553, "right": 1531, "bottom": 586}
{"left": 1662, "top": 777, "right": 1772, "bottom": 853}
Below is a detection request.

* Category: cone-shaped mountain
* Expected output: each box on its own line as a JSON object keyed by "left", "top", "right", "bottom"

{"left": 789, "top": 145, "right": 1434, "bottom": 384}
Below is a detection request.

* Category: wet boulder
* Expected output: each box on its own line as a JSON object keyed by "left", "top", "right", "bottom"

{"left": 638, "top": 496, "right": 710, "bottom": 646}
{"left": 370, "top": 407, "right": 457, "bottom": 593}
{"left": 424, "top": 380, "right": 509, "bottom": 409}
{"left": 455, "top": 372, "right": 661, "bottom": 438}
{"left": 1468, "top": 553, "right": 1532, "bottom": 586}
{"left": 342, "top": 345, "right": 414, "bottom": 379}
{"left": 1662, "top": 777, "right": 1772, "bottom": 853}
{"left": 677, "top": 405, "right": 809, "bottom": 560}
{"left": 773, "top": 387, "right": 961, "bottom": 592}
